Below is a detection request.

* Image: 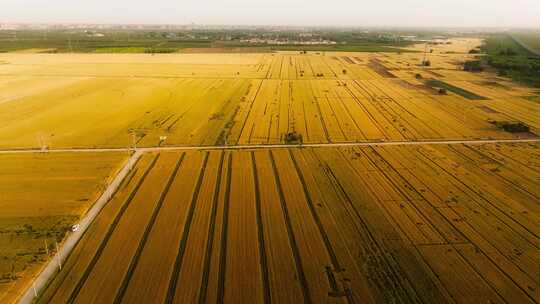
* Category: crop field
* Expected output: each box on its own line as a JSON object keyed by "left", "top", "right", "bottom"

{"left": 36, "top": 143, "right": 540, "bottom": 304}
{"left": 2, "top": 38, "right": 539, "bottom": 304}
{"left": 0, "top": 152, "right": 126, "bottom": 303}
{"left": 0, "top": 50, "right": 539, "bottom": 149}
{"left": 404, "top": 38, "right": 483, "bottom": 54}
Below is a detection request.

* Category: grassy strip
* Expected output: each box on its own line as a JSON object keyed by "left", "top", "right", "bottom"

{"left": 0, "top": 39, "right": 212, "bottom": 53}
{"left": 266, "top": 44, "right": 415, "bottom": 53}
{"left": 0, "top": 36, "right": 414, "bottom": 54}
{"left": 425, "top": 80, "right": 488, "bottom": 100}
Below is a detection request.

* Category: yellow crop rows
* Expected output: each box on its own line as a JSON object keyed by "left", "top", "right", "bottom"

{"left": 36, "top": 142, "right": 540, "bottom": 303}
{"left": 2, "top": 39, "right": 539, "bottom": 303}
{"left": 1, "top": 49, "right": 539, "bottom": 149}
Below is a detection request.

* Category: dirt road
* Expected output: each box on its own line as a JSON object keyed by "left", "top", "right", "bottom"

{"left": 17, "top": 151, "right": 143, "bottom": 304}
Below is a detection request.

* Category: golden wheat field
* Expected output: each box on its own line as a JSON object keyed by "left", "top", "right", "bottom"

{"left": 404, "top": 38, "right": 484, "bottom": 54}
{"left": 0, "top": 152, "right": 127, "bottom": 303}
{"left": 1, "top": 50, "right": 539, "bottom": 149}
{"left": 2, "top": 38, "right": 540, "bottom": 304}
{"left": 35, "top": 143, "right": 540, "bottom": 304}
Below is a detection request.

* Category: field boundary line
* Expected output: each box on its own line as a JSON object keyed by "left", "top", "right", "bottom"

{"left": 326, "top": 148, "right": 420, "bottom": 301}
{"left": 17, "top": 150, "right": 144, "bottom": 304}
{"left": 251, "top": 152, "right": 272, "bottom": 304}
{"left": 269, "top": 150, "right": 312, "bottom": 304}
{"left": 113, "top": 153, "right": 186, "bottom": 304}
{"left": 166, "top": 152, "right": 210, "bottom": 303}
{"left": 216, "top": 154, "right": 233, "bottom": 303}
{"left": 198, "top": 151, "right": 226, "bottom": 304}
{"left": 288, "top": 150, "right": 342, "bottom": 270}
{"left": 2, "top": 138, "right": 540, "bottom": 156}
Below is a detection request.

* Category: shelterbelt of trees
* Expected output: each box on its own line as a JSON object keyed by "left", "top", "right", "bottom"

{"left": 481, "top": 34, "right": 540, "bottom": 88}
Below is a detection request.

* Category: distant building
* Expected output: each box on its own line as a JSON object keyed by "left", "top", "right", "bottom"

{"left": 400, "top": 35, "right": 418, "bottom": 41}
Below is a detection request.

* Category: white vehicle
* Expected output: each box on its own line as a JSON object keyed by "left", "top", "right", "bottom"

{"left": 71, "top": 224, "right": 80, "bottom": 232}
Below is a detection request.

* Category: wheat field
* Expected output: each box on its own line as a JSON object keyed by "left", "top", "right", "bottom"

{"left": 37, "top": 143, "right": 540, "bottom": 303}
{"left": 2, "top": 41, "right": 540, "bottom": 303}
{"left": 0, "top": 152, "right": 126, "bottom": 303}
{"left": 1, "top": 50, "right": 538, "bottom": 149}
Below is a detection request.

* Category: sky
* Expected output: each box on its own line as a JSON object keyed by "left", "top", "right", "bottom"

{"left": 1, "top": 0, "right": 539, "bottom": 28}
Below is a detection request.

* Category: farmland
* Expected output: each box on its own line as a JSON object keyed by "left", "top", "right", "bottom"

{"left": 0, "top": 152, "right": 126, "bottom": 303}
{"left": 0, "top": 35, "right": 538, "bottom": 304}
{"left": 37, "top": 143, "right": 540, "bottom": 303}
{"left": 0, "top": 50, "right": 539, "bottom": 150}
{"left": 404, "top": 37, "right": 483, "bottom": 54}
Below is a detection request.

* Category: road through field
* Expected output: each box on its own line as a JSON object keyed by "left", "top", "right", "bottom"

{"left": 3, "top": 138, "right": 540, "bottom": 156}
{"left": 509, "top": 34, "right": 540, "bottom": 57}
{"left": 17, "top": 150, "right": 143, "bottom": 304}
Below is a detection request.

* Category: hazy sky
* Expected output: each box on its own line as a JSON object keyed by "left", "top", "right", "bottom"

{"left": 1, "top": 0, "right": 539, "bottom": 28}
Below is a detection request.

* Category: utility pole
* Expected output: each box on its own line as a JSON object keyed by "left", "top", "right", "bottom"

{"left": 132, "top": 132, "right": 137, "bottom": 151}
{"left": 38, "top": 133, "right": 49, "bottom": 152}
{"left": 55, "top": 241, "right": 62, "bottom": 270}
{"left": 41, "top": 24, "right": 50, "bottom": 41}
{"left": 422, "top": 42, "right": 428, "bottom": 66}
{"left": 68, "top": 35, "right": 73, "bottom": 53}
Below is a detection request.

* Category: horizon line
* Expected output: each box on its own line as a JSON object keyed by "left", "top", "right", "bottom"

{"left": 1, "top": 21, "right": 539, "bottom": 30}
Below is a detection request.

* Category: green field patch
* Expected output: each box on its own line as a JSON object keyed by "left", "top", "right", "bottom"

{"left": 426, "top": 80, "right": 488, "bottom": 100}
{"left": 476, "top": 81, "right": 507, "bottom": 89}
{"left": 93, "top": 47, "right": 148, "bottom": 53}
{"left": 268, "top": 44, "right": 416, "bottom": 53}
{"left": 0, "top": 215, "right": 75, "bottom": 291}
{"left": 522, "top": 95, "right": 540, "bottom": 103}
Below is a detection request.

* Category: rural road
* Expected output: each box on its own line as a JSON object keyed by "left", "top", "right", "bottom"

{"left": 17, "top": 150, "right": 143, "bottom": 304}
{"left": 14, "top": 136, "right": 540, "bottom": 303}
{"left": 3, "top": 137, "right": 540, "bottom": 156}
{"left": 509, "top": 34, "right": 540, "bottom": 57}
